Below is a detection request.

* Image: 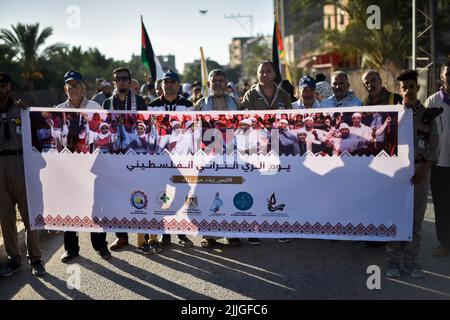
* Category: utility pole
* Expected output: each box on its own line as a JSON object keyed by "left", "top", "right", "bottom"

{"left": 412, "top": 0, "right": 416, "bottom": 69}
{"left": 430, "top": 0, "right": 437, "bottom": 93}
{"left": 414, "top": 0, "right": 437, "bottom": 96}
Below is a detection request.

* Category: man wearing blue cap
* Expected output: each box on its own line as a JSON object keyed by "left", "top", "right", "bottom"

{"left": 55, "top": 71, "right": 102, "bottom": 109}
{"left": 292, "top": 76, "right": 321, "bottom": 109}
{"left": 149, "top": 70, "right": 193, "bottom": 111}
{"left": 55, "top": 71, "right": 111, "bottom": 263}
{"left": 148, "top": 70, "right": 194, "bottom": 248}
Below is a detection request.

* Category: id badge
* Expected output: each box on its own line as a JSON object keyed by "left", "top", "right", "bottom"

{"left": 14, "top": 118, "right": 22, "bottom": 135}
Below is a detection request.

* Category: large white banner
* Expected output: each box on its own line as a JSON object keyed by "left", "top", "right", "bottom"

{"left": 22, "top": 106, "right": 414, "bottom": 241}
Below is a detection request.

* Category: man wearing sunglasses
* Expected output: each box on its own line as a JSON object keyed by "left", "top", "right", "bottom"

{"left": 103, "top": 67, "right": 147, "bottom": 112}
{"left": 104, "top": 68, "right": 147, "bottom": 252}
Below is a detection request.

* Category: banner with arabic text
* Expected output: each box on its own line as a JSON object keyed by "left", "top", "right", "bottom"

{"left": 22, "top": 106, "right": 413, "bottom": 241}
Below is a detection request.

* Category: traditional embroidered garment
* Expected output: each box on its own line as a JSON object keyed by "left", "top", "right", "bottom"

{"left": 197, "top": 94, "right": 240, "bottom": 111}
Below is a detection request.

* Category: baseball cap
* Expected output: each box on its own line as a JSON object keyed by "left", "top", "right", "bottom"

{"left": 0, "top": 72, "right": 11, "bottom": 84}
{"left": 64, "top": 70, "right": 84, "bottom": 84}
{"left": 162, "top": 70, "right": 180, "bottom": 83}
{"left": 299, "top": 76, "right": 316, "bottom": 90}
{"left": 279, "top": 119, "right": 289, "bottom": 125}
{"left": 240, "top": 119, "right": 252, "bottom": 126}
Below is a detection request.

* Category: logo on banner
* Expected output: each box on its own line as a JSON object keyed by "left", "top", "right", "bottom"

{"left": 267, "top": 193, "right": 285, "bottom": 212}
{"left": 210, "top": 192, "right": 224, "bottom": 214}
{"left": 157, "top": 191, "right": 174, "bottom": 210}
{"left": 185, "top": 194, "right": 198, "bottom": 210}
{"left": 130, "top": 191, "right": 148, "bottom": 210}
{"left": 233, "top": 192, "right": 253, "bottom": 211}
{"left": 182, "top": 193, "right": 201, "bottom": 215}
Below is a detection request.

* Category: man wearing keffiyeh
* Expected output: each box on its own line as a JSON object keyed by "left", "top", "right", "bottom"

{"left": 320, "top": 71, "right": 363, "bottom": 108}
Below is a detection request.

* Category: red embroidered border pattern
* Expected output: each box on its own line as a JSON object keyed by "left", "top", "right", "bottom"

{"left": 35, "top": 215, "right": 397, "bottom": 237}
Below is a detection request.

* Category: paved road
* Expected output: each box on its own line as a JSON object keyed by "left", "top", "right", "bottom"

{"left": 1, "top": 198, "right": 449, "bottom": 300}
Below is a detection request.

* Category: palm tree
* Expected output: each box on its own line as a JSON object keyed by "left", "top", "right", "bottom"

{"left": 0, "top": 23, "right": 63, "bottom": 89}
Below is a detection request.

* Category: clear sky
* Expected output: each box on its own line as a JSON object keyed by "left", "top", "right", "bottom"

{"left": 0, "top": 0, "right": 275, "bottom": 72}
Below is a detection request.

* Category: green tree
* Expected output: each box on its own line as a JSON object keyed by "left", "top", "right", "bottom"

{"left": 182, "top": 59, "right": 222, "bottom": 84}
{"left": 0, "top": 23, "right": 64, "bottom": 89}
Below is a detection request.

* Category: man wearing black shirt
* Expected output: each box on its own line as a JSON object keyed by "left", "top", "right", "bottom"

{"left": 149, "top": 70, "right": 193, "bottom": 111}
{"left": 104, "top": 67, "right": 147, "bottom": 251}
{"left": 149, "top": 70, "right": 194, "bottom": 248}
{"left": 103, "top": 67, "right": 147, "bottom": 111}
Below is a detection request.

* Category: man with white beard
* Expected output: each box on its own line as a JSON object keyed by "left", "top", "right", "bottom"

{"left": 303, "top": 116, "right": 330, "bottom": 153}
{"left": 331, "top": 123, "right": 364, "bottom": 155}
{"left": 234, "top": 118, "right": 259, "bottom": 155}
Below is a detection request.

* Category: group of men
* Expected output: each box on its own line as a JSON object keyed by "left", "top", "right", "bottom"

{"left": 1, "top": 59, "right": 450, "bottom": 280}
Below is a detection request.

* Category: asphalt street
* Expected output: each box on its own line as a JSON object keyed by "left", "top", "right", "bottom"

{"left": 1, "top": 195, "right": 449, "bottom": 300}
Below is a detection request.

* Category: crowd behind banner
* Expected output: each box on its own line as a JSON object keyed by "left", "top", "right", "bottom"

{"left": 1, "top": 58, "right": 450, "bottom": 282}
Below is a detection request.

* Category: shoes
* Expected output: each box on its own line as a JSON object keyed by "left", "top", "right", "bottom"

{"left": 97, "top": 247, "right": 112, "bottom": 260}
{"left": 433, "top": 244, "right": 450, "bottom": 257}
{"left": 226, "top": 238, "right": 242, "bottom": 246}
{"left": 200, "top": 238, "right": 217, "bottom": 248}
{"left": 278, "top": 238, "right": 292, "bottom": 243}
{"left": 31, "top": 260, "right": 46, "bottom": 277}
{"left": 137, "top": 244, "right": 162, "bottom": 255}
{"left": 158, "top": 234, "right": 172, "bottom": 247}
{"left": 61, "top": 250, "right": 79, "bottom": 263}
{"left": 248, "top": 238, "right": 261, "bottom": 245}
{"left": 178, "top": 235, "right": 193, "bottom": 248}
{"left": 403, "top": 262, "right": 424, "bottom": 279}
{"left": 0, "top": 260, "right": 22, "bottom": 278}
{"left": 385, "top": 261, "right": 401, "bottom": 278}
{"left": 109, "top": 237, "right": 129, "bottom": 251}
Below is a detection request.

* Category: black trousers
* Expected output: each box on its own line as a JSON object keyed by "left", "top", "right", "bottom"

{"left": 64, "top": 231, "right": 107, "bottom": 253}
{"left": 431, "top": 166, "right": 450, "bottom": 249}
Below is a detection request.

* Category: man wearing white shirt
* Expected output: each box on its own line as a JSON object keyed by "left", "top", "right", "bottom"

{"left": 55, "top": 71, "right": 111, "bottom": 263}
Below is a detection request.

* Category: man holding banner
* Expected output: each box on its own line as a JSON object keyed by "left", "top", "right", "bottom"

{"left": 241, "top": 61, "right": 291, "bottom": 111}
{"left": 194, "top": 69, "right": 240, "bottom": 111}
{"left": 0, "top": 72, "right": 46, "bottom": 277}
{"left": 385, "top": 70, "right": 439, "bottom": 278}
{"left": 56, "top": 71, "right": 111, "bottom": 263}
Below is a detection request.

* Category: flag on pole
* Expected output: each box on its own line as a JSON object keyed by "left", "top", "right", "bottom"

{"left": 141, "top": 16, "right": 164, "bottom": 81}
{"left": 200, "top": 47, "right": 209, "bottom": 96}
{"left": 272, "top": 20, "right": 293, "bottom": 85}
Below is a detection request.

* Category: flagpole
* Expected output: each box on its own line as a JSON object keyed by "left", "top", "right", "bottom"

{"left": 200, "top": 47, "right": 209, "bottom": 96}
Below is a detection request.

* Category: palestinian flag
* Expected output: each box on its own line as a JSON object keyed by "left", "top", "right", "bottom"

{"left": 141, "top": 16, "right": 158, "bottom": 81}
{"left": 272, "top": 20, "right": 293, "bottom": 85}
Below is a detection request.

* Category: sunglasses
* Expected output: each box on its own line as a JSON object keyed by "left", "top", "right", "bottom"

{"left": 114, "top": 76, "right": 130, "bottom": 82}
